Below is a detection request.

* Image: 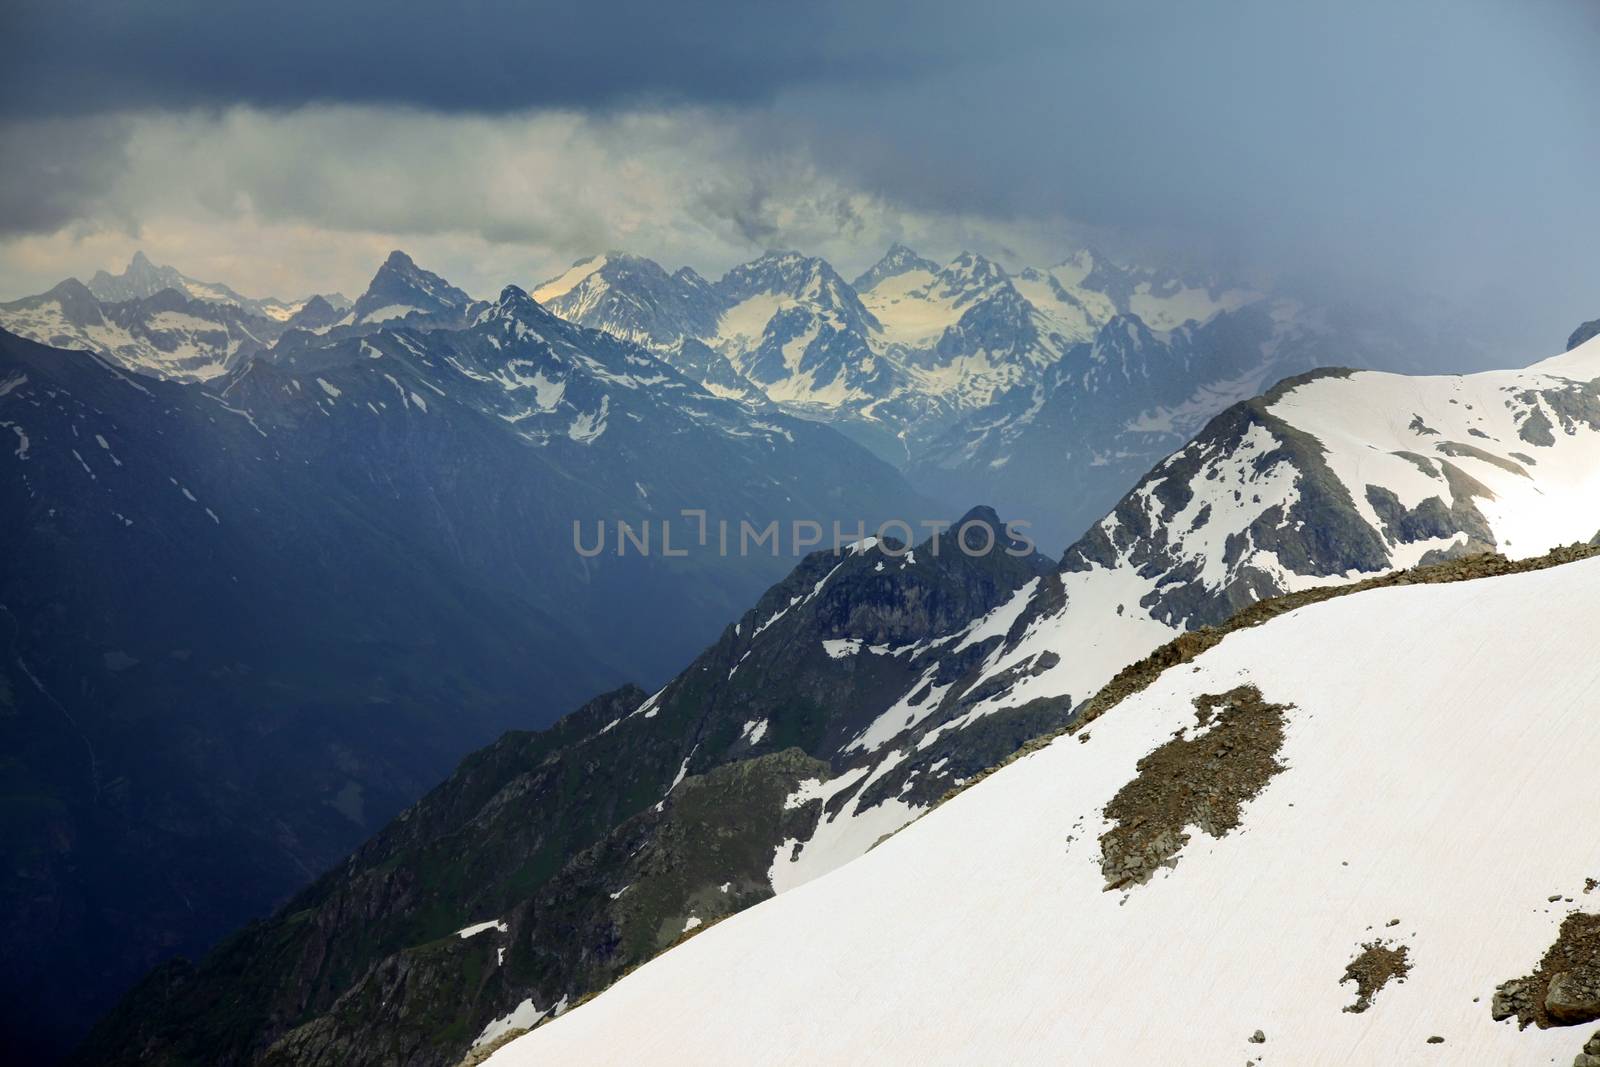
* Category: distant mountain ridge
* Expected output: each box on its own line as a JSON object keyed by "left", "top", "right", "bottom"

{"left": 5, "top": 245, "right": 1508, "bottom": 550}
{"left": 86, "top": 250, "right": 349, "bottom": 322}
{"left": 0, "top": 252, "right": 352, "bottom": 382}
{"left": 535, "top": 242, "right": 1496, "bottom": 547}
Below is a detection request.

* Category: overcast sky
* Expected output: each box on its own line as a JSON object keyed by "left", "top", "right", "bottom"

{"left": 1, "top": 0, "right": 1594, "bottom": 355}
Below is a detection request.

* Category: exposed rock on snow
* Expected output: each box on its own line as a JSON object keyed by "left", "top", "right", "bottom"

{"left": 1342, "top": 941, "right": 1412, "bottom": 1014}
{"left": 1098, "top": 685, "right": 1288, "bottom": 890}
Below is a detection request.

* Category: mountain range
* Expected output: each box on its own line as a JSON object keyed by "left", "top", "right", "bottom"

{"left": 0, "top": 254, "right": 352, "bottom": 382}
{"left": 68, "top": 319, "right": 1600, "bottom": 1066}
{"left": 84, "top": 251, "right": 352, "bottom": 324}
{"left": 531, "top": 243, "right": 1507, "bottom": 547}
{"left": 3, "top": 244, "right": 1517, "bottom": 550}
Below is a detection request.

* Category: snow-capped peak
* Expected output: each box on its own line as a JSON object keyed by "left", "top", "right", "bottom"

{"left": 932, "top": 251, "right": 1010, "bottom": 301}
{"left": 481, "top": 284, "right": 546, "bottom": 321}
{"left": 533, "top": 254, "right": 611, "bottom": 304}
{"left": 534, "top": 253, "right": 726, "bottom": 352}
{"left": 717, "top": 251, "right": 860, "bottom": 308}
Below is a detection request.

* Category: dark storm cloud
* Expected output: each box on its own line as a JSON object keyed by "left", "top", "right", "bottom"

{"left": 768, "top": 0, "right": 1600, "bottom": 347}
{"left": 0, "top": 0, "right": 1043, "bottom": 117}
{"left": 0, "top": 118, "right": 129, "bottom": 235}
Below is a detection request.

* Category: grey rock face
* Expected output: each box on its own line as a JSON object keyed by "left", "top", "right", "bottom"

{"left": 345, "top": 250, "right": 473, "bottom": 325}
{"left": 1548, "top": 970, "right": 1600, "bottom": 1026}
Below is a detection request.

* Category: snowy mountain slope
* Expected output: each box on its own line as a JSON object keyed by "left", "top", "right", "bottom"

{"left": 0, "top": 252, "right": 358, "bottom": 382}
{"left": 941, "top": 332, "right": 1600, "bottom": 735}
{"left": 501, "top": 332, "right": 1600, "bottom": 940}
{"left": 1071, "top": 247, "right": 1260, "bottom": 331}
{"left": 534, "top": 248, "right": 929, "bottom": 460}
{"left": 532, "top": 254, "right": 764, "bottom": 402}
{"left": 865, "top": 252, "right": 1073, "bottom": 416}
{"left": 539, "top": 243, "right": 1270, "bottom": 428}
{"left": 490, "top": 549, "right": 1600, "bottom": 1067}
{"left": 267, "top": 284, "right": 857, "bottom": 472}
{"left": 858, "top": 245, "right": 1256, "bottom": 355}
{"left": 912, "top": 302, "right": 1352, "bottom": 547}
{"left": 708, "top": 250, "right": 903, "bottom": 411}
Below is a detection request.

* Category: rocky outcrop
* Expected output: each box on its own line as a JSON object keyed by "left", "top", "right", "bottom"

{"left": 1493, "top": 912, "right": 1600, "bottom": 1030}
{"left": 258, "top": 749, "right": 831, "bottom": 1067}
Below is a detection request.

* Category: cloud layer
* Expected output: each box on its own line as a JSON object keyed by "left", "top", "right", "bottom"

{"left": 1, "top": 0, "right": 1596, "bottom": 354}
{"left": 0, "top": 105, "right": 1095, "bottom": 301}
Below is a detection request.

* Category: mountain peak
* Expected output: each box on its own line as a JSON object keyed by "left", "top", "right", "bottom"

{"left": 531, "top": 254, "right": 610, "bottom": 304}
{"left": 45, "top": 276, "right": 97, "bottom": 301}
{"left": 283, "top": 294, "right": 341, "bottom": 332}
{"left": 494, "top": 283, "right": 540, "bottom": 313}
{"left": 719, "top": 250, "right": 845, "bottom": 295}
{"left": 534, "top": 255, "right": 726, "bottom": 349}
{"left": 930, "top": 251, "right": 1012, "bottom": 303}
{"left": 945, "top": 250, "right": 1001, "bottom": 272}
{"left": 955, "top": 503, "right": 1003, "bottom": 529}
{"left": 852, "top": 243, "right": 940, "bottom": 292}
{"left": 472, "top": 284, "right": 556, "bottom": 335}
{"left": 672, "top": 265, "right": 711, "bottom": 289}
{"left": 85, "top": 251, "right": 193, "bottom": 304}
{"left": 347, "top": 252, "right": 471, "bottom": 325}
